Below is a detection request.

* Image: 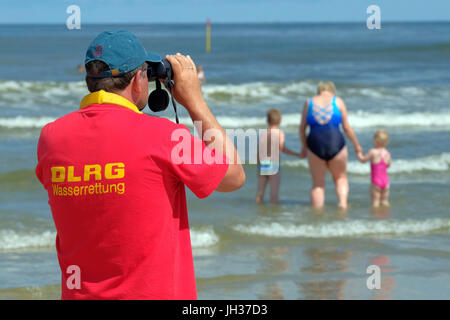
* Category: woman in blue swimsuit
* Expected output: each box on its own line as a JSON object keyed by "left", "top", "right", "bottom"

{"left": 299, "top": 82, "right": 362, "bottom": 210}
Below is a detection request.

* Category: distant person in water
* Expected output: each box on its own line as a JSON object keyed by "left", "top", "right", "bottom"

{"left": 77, "top": 64, "right": 84, "bottom": 74}
{"left": 256, "top": 109, "right": 301, "bottom": 204}
{"left": 197, "top": 65, "right": 206, "bottom": 84}
{"left": 299, "top": 81, "right": 362, "bottom": 210}
{"left": 357, "top": 130, "right": 391, "bottom": 207}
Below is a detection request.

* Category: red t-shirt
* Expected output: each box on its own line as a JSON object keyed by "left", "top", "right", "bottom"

{"left": 35, "top": 91, "right": 228, "bottom": 300}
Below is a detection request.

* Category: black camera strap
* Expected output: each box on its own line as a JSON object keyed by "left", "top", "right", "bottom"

{"left": 171, "top": 95, "right": 179, "bottom": 124}
{"left": 164, "top": 79, "right": 179, "bottom": 124}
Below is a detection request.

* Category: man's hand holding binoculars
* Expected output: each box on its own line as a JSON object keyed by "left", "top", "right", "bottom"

{"left": 165, "top": 53, "right": 204, "bottom": 112}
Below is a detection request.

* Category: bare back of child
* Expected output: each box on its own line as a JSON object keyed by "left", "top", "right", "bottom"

{"left": 256, "top": 109, "right": 301, "bottom": 204}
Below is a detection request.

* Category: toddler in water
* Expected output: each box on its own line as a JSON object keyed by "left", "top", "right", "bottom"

{"left": 357, "top": 130, "right": 391, "bottom": 207}
{"left": 256, "top": 109, "right": 301, "bottom": 204}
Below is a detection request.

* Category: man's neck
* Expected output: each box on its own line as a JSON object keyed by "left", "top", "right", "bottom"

{"left": 111, "top": 88, "right": 142, "bottom": 110}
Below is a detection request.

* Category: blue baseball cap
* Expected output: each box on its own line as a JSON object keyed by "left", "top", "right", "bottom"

{"left": 85, "top": 30, "right": 161, "bottom": 78}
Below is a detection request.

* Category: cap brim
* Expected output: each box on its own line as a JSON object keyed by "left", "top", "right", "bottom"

{"left": 146, "top": 51, "right": 162, "bottom": 63}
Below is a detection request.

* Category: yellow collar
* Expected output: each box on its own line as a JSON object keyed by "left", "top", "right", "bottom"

{"left": 80, "top": 90, "right": 143, "bottom": 114}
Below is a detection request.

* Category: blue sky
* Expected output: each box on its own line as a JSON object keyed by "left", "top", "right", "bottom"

{"left": 0, "top": 0, "right": 449, "bottom": 23}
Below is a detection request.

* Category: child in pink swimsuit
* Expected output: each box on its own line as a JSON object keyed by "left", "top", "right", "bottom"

{"left": 357, "top": 130, "right": 391, "bottom": 207}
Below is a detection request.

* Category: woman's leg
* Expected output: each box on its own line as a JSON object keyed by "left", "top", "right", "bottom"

{"left": 256, "top": 175, "right": 269, "bottom": 204}
{"left": 269, "top": 171, "right": 281, "bottom": 204}
{"left": 307, "top": 149, "right": 328, "bottom": 209}
{"left": 328, "top": 147, "right": 349, "bottom": 210}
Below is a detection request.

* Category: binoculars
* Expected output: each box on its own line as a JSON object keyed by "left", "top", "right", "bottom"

{"left": 147, "top": 59, "right": 174, "bottom": 114}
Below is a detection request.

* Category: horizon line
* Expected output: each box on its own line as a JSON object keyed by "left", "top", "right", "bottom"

{"left": 1, "top": 20, "right": 450, "bottom": 25}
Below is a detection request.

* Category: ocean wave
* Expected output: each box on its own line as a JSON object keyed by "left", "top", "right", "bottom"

{"left": 232, "top": 218, "right": 450, "bottom": 239}
{"left": 178, "top": 111, "right": 450, "bottom": 129}
{"left": 210, "top": 81, "right": 438, "bottom": 101}
{"left": 0, "top": 80, "right": 87, "bottom": 95}
{"left": 0, "top": 227, "right": 219, "bottom": 250}
{"left": 0, "top": 116, "right": 56, "bottom": 128}
{"left": 0, "top": 80, "right": 88, "bottom": 109}
{"left": 3, "top": 112, "right": 450, "bottom": 130}
{"left": 190, "top": 226, "right": 220, "bottom": 248}
{"left": 284, "top": 153, "right": 450, "bottom": 174}
{"left": 0, "top": 230, "right": 56, "bottom": 250}
{"left": 344, "top": 111, "right": 450, "bottom": 129}
{"left": 0, "top": 80, "right": 315, "bottom": 106}
{"left": 1, "top": 153, "right": 448, "bottom": 187}
{"left": 386, "top": 42, "right": 450, "bottom": 54}
{"left": 201, "top": 80, "right": 317, "bottom": 103}
{"left": 1, "top": 79, "right": 446, "bottom": 108}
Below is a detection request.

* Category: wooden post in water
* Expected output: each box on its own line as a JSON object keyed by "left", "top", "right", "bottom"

{"left": 206, "top": 18, "right": 211, "bottom": 53}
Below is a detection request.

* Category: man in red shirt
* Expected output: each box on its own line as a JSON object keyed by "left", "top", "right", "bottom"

{"left": 35, "top": 30, "right": 245, "bottom": 299}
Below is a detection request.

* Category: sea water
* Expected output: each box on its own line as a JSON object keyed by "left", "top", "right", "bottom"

{"left": 0, "top": 22, "right": 449, "bottom": 299}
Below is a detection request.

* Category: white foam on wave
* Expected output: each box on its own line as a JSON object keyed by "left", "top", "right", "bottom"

{"left": 0, "top": 227, "right": 219, "bottom": 250}
{"left": 0, "top": 230, "right": 56, "bottom": 250}
{"left": 398, "top": 86, "right": 428, "bottom": 96}
{"left": 0, "top": 79, "right": 447, "bottom": 109}
{"left": 201, "top": 81, "right": 316, "bottom": 103}
{"left": 178, "top": 116, "right": 268, "bottom": 128}
{"left": 3, "top": 111, "right": 450, "bottom": 130}
{"left": 345, "top": 87, "right": 386, "bottom": 99}
{"left": 347, "top": 111, "right": 450, "bottom": 129}
{"left": 0, "top": 116, "right": 56, "bottom": 128}
{"left": 283, "top": 153, "right": 450, "bottom": 174}
{"left": 0, "top": 80, "right": 88, "bottom": 108}
{"left": 232, "top": 218, "right": 450, "bottom": 238}
{"left": 179, "top": 111, "right": 450, "bottom": 129}
{"left": 200, "top": 82, "right": 437, "bottom": 102}
{"left": 203, "top": 82, "right": 273, "bottom": 99}
{"left": 0, "top": 80, "right": 87, "bottom": 94}
{"left": 190, "top": 226, "right": 220, "bottom": 248}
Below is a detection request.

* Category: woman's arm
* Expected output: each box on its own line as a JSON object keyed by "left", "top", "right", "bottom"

{"left": 279, "top": 129, "right": 301, "bottom": 157}
{"left": 337, "top": 97, "right": 362, "bottom": 154}
{"left": 357, "top": 149, "right": 373, "bottom": 163}
{"left": 299, "top": 100, "right": 309, "bottom": 158}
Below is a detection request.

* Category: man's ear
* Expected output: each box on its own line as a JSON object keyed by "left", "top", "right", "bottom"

{"left": 131, "top": 70, "right": 143, "bottom": 94}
